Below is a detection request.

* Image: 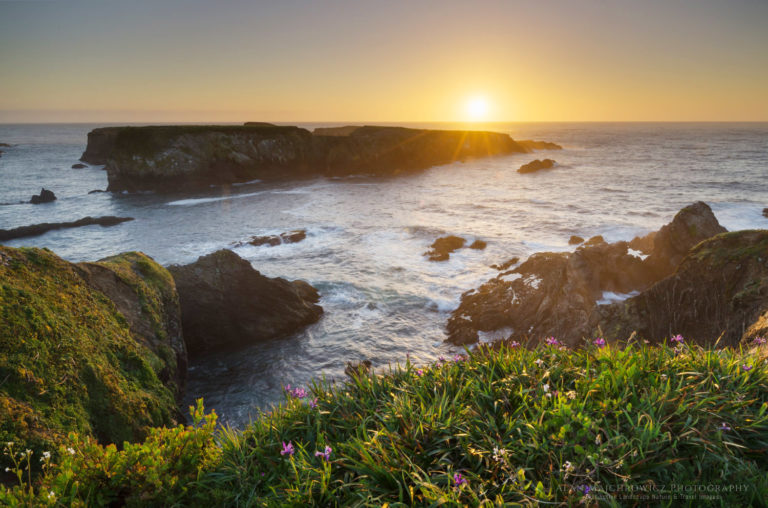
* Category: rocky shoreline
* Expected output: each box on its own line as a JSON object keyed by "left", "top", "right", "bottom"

{"left": 79, "top": 123, "right": 554, "bottom": 192}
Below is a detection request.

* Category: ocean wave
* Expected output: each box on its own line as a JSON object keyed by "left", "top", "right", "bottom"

{"left": 166, "top": 191, "right": 266, "bottom": 206}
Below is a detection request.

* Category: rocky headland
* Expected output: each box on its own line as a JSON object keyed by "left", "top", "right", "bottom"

{"left": 79, "top": 124, "right": 555, "bottom": 192}
{"left": 446, "top": 202, "right": 740, "bottom": 346}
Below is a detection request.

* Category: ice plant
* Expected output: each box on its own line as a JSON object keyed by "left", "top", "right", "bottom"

{"left": 416, "top": 369, "right": 424, "bottom": 377}
{"left": 453, "top": 472, "right": 467, "bottom": 487}
{"left": 593, "top": 337, "right": 606, "bottom": 347}
{"left": 545, "top": 336, "right": 561, "bottom": 346}
{"left": 280, "top": 441, "right": 294, "bottom": 456}
{"left": 453, "top": 354, "right": 465, "bottom": 362}
{"left": 719, "top": 422, "right": 731, "bottom": 431}
{"left": 509, "top": 341, "right": 520, "bottom": 348}
{"left": 308, "top": 398, "right": 318, "bottom": 409}
{"left": 754, "top": 337, "right": 766, "bottom": 345}
{"left": 670, "top": 334, "right": 684, "bottom": 344}
{"left": 315, "top": 445, "right": 332, "bottom": 462}
{"left": 742, "top": 364, "right": 752, "bottom": 372}
{"left": 285, "top": 385, "right": 308, "bottom": 399}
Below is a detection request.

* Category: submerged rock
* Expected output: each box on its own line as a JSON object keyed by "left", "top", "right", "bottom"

{"left": 29, "top": 188, "right": 56, "bottom": 204}
{"left": 446, "top": 202, "right": 728, "bottom": 346}
{"left": 72, "top": 163, "right": 88, "bottom": 169}
{"left": 593, "top": 230, "right": 768, "bottom": 346}
{"left": 244, "top": 229, "right": 307, "bottom": 247}
{"left": 425, "top": 235, "right": 466, "bottom": 261}
{"left": 0, "top": 216, "right": 134, "bottom": 242}
{"left": 518, "top": 159, "right": 556, "bottom": 174}
{"left": 469, "top": 239, "right": 487, "bottom": 250}
{"left": 168, "top": 249, "right": 323, "bottom": 356}
{"left": 491, "top": 257, "right": 520, "bottom": 271}
{"left": 762, "top": 207, "right": 768, "bottom": 218}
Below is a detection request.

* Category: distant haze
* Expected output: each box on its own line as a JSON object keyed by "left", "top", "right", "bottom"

{"left": 1, "top": 0, "right": 767, "bottom": 123}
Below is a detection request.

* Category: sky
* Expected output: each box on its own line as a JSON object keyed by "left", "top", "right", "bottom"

{"left": 1, "top": 0, "right": 767, "bottom": 123}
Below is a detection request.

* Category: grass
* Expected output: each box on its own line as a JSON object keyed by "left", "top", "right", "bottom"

{"left": 2, "top": 339, "right": 767, "bottom": 507}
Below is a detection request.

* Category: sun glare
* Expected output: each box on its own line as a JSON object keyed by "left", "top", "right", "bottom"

{"left": 465, "top": 96, "right": 489, "bottom": 121}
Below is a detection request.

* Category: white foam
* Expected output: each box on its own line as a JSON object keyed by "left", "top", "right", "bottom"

{"left": 596, "top": 291, "right": 640, "bottom": 305}
{"left": 232, "top": 179, "right": 262, "bottom": 186}
{"left": 478, "top": 327, "right": 514, "bottom": 343}
{"left": 627, "top": 248, "right": 649, "bottom": 260}
{"left": 498, "top": 272, "right": 522, "bottom": 283}
{"left": 167, "top": 191, "right": 265, "bottom": 206}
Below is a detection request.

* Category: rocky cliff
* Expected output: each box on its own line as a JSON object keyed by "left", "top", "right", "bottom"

{"left": 0, "top": 247, "right": 185, "bottom": 452}
{"left": 80, "top": 124, "right": 532, "bottom": 191}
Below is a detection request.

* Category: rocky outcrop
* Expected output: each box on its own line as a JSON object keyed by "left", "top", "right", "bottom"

{"left": 518, "top": 159, "right": 556, "bottom": 174}
{"left": 569, "top": 235, "right": 584, "bottom": 245}
{"left": 517, "top": 140, "right": 563, "bottom": 151}
{"left": 446, "top": 202, "right": 728, "bottom": 346}
{"left": 72, "top": 163, "right": 88, "bottom": 169}
{"left": 239, "top": 230, "right": 306, "bottom": 247}
{"left": 0, "top": 216, "right": 134, "bottom": 242}
{"left": 168, "top": 249, "right": 323, "bottom": 356}
{"left": 469, "top": 239, "right": 487, "bottom": 250}
{"left": 592, "top": 230, "right": 768, "bottom": 346}
{"left": 425, "top": 236, "right": 466, "bottom": 261}
{"left": 80, "top": 124, "right": 534, "bottom": 192}
{"left": 762, "top": 208, "right": 768, "bottom": 218}
{"left": 29, "top": 188, "right": 56, "bottom": 204}
{"left": 0, "top": 247, "right": 184, "bottom": 451}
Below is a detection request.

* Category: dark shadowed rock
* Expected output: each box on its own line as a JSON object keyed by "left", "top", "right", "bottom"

{"left": 446, "top": 202, "right": 728, "bottom": 346}
{"left": 629, "top": 232, "right": 656, "bottom": 254}
{"left": 0, "top": 216, "right": 133, "bottom": 241}
{"left": 569, "top": 235, "right": 584, "bottom": 245}
{"left": 168, "top": 249, "right": 323, "bottom": 356}
{"left": 29, "top": 188, "right": 56, "bottom": 204}
{"left": 518, "top": 159, "right": 556, "bottom": 174}
{"left": 517, "top": 140, "right": 563, "bottom": 151}
{"left": 425, "top": 235, "right": 466, "bottom": 261}
{"left": 88, "top": 189, "right": 106, "bottom": 194}
{"left": 592, "top": 230, "right": 768, "bottom": 346}
{"left": 243, "top": 229, "right": 307, "bottom": 247}
{"left": 72, "top": 163, "right": 88, "bottom": 169}
{"left": 644, "top": 201, "right": 726, "bottom": 280}
{"left": 469, "top": 239, "right": 487, "bottom": 250}
{"left": 763, "top": 208, "right": 768, "bottom": 218}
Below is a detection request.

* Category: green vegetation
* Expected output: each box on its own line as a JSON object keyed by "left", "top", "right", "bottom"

{"left": 2, "top": 340, "right": 767, "bottom": 506}
{"left": 0, "top": 247, "right": 180, "bottom": 459}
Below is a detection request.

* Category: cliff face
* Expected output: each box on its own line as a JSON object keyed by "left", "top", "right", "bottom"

{"left": 0, "top": 247, "right": 185, "bottom": 452}
{"left": 80, "top": 124, "right": 529, "bottom": 191}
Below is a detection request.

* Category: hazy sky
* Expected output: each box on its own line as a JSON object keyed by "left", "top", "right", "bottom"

{"left": 1, "top": 0, "right": 767, "bottom": 122}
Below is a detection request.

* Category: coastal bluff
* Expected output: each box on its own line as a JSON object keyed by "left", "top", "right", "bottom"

{"left": 80, "top": 124, "right": 537, "bottom": 192}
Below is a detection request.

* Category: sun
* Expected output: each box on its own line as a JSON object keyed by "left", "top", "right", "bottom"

{"left": 465, "top": 96, "right": 490, "bottom": 121}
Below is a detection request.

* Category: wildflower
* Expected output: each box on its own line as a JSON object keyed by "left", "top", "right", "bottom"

{"left": 280, "top": 441, "right": 294, "bottom": 456}
{"left": 453, "top": 354, "right": 465, "bottom": 362}
{"left": 595, "top": 434, "right": 602, "bottom": 445}
{"left": 438, "top": 356, "right": 446, "bottom": 362}
{"left": 4, "top": 468, "right": 9, "bottom": 473}
{"left": 42, "top": 451, "right": 51, "bottom": 460}
{"left": 545, "top": 337, "right": 561, "bottom": 346}
{"left": 509, "top": 341, "right": 520, "bottom": 348}
{"left": 593, "top": 337, "right": 606, "bottom": 347}
{"left": 492, "top": 446, "right": 507, "bottom": 462}
{"left": 453, "top": 472, "right": 467, "bottom": 487}
{"left": 66, "top": 447, "right": 75, "bottom": 455}
{"left": 315, "top": 445, "right": 332, "bottom": 462}
{"left": 534, "top": 358, "right": 544, "bottom": 367}
{"left": 719, "top": 422, "right": 731, "bottom": 431}
{"left": 5, "top": 442, "right": 12, "bottom": 447}
{"left": 285, "top": 385, "right": 308, "bottom": 399}
{"left": 754, "top": 337, "right": 767, "bottom": 345}
{"left": 308, "top": 398, "right": 318, "bottom": 409}
{"left": 742, "top": 364, "right": 752, "bottom": 372}
{"left": 542, "top": 383, "right": 550, "bottom": 393}
{"left": 566, "top": 390, "right": 577, "bottom": 400}
{"left": 581, "top": 485, "right": 591, "bottom": 496}
{"left": 416, "top": 369, "right": 424, "bottom": 377}
{"left": 47, "top": 491, "right": 56, "bottom": 500}
{"left": 670, "top": 334, "right": 684, "bottom": 344}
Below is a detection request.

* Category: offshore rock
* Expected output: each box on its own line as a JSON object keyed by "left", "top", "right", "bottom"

{"left": 446, "top": 202, "right": 727, "bottom": 346}
{"left": 80, "top": 124, "right": 533, "bottom": 192}
{"left": 72, "top": 163, "right": 88, "bottom": 169}
{"left": 425, "top": 235, "right": 466, "bottom": 262}
{"left": 29, "top": 188, "right": 56, "bottom": 204}
{"left": 592, "top": 230, "right": 768, "bottom": 346}
{"left": 569, "top": 235, "right": 585, "bottom": 245}
{"left": 518, "top": 159, "right": 556, "bottom": 174}
{"left": 242, "top": 229, "right": 307, "bottom": 247}
{"left": 0, "top": 216, "right": 133, "bottom": 242}
{"left": 168, "top": 249, "right": 323, "bottom": 356}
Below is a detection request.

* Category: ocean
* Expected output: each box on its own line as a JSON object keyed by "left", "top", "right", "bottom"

{"left": 1, "top": 121, "right": 766, "bottom": 427}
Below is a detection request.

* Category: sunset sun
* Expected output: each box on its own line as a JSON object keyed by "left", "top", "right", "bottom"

{"left": 465, "top": 96, "right": 490, "bottom": 121}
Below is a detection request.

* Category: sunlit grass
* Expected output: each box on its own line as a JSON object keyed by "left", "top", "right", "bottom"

{"left": 2, "top": 339, "right": 767, "bottom": 506}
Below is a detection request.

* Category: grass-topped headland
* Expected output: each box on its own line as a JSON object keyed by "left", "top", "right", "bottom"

{"left": 2, "top": 339, "right": 766, "bottom": 506}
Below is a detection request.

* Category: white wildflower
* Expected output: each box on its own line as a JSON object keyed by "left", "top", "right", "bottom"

{"left": 542, "top": 383, "right": 550, "bottom": 393}
{"left": 47, "top": 491, "right": 56, "bottom": 500}
{"left": 67, "top": 447, "right": 75, "bottom": 455}
{"left": 566, "top": 391, "right": 577, "bottom": 400}
{"left": 562, "top": 461, "right": 574, "bottom": 473}
{"left": 534, "top": 359, "right": 544, "bottom": 366}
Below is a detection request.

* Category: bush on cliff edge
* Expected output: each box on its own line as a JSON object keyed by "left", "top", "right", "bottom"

{"left": 2, "top": 339, "right": 767, "bottom": 506}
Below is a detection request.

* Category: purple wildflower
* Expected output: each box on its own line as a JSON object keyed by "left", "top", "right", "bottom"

{"left": 581, "top": 485, "right": 591, "bottom": 496}
{"left": 742, "top": 364, "right": 753, "bottom": 372}
{"left": 754, "top": 337, "right": 767, "bottom": 345}
{"left": 545, "top": 337, "right": 561, "bottom": 346}
{"left": 308, "top": 398, "right": 318, "bottom": 409}
{"left": 719, "top": 422, "right": 731, "bottom": 431}
{"left": 453, "top": 472, "right": 467, "bottom": 487}
{"left": 285, "top": 385, "right": 308, "bottom": 399}
{"left": 453, "top": 354, "right": 465, "bottom": 362}
{"left": 416, "top": 369, "right": 424, "bottom": 377}
{"left": 509, "top": 341, "right": 520, "bottom": 348}
{"left": 315, "top": 445, "right": 332, "bottom": 462}
{"left": 593, "top": 337, "right": 606, "bottom": 347}
{"left": 438, "top": 356, "right": 446, "bottom": 362}
{"left": 670, "top": 334, "right": 684, "bottom": 344}
{"left": 280, "top": 441, "right": 294, "bottom": 456}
